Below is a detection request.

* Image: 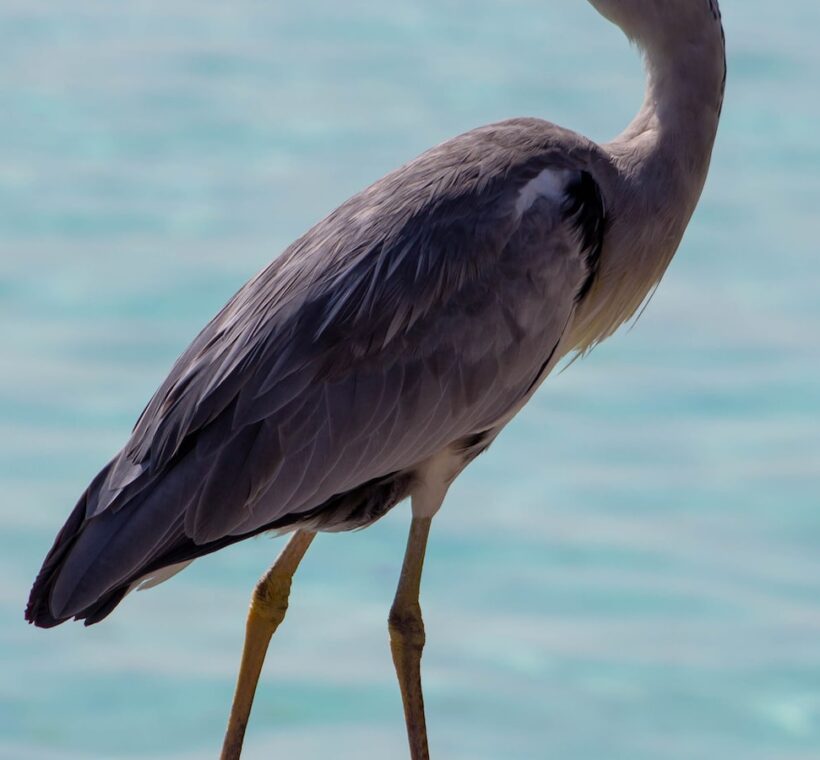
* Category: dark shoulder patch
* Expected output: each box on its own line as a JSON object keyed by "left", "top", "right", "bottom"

{"left": 562, "top": 170, "right": 606, "bottom": 302}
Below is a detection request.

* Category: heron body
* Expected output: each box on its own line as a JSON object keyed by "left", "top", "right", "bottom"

{"left": 27, "top": 1, "right": 726, "bottom": 757}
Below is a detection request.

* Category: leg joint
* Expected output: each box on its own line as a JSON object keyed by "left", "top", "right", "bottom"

{"left": 388, "top": 602, "right": 426, "bottom": 651}
{"left": 250, "top": 573, "right": 292, "bottom": 626}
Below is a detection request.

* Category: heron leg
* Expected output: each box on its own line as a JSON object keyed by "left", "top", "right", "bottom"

{"left": 389, "top": 516, "right": 433, "bottom": 760}
{"left": 220, "top": 530, "right": 315, "bottom": 760}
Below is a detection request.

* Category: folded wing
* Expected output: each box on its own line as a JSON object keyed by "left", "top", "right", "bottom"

{"left": 26, "top": 117, "right": 606, "bottom": 626}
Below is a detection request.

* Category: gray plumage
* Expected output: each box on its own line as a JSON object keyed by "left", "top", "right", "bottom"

{"left": 27, "top": 0, "right": 726, "bottom": 629}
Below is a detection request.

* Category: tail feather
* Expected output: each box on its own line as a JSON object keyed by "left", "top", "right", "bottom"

{"left": 25, "top": 450, "right": 307, "bottom": 628}
{"left": 26, "top": 453, "right": 198, "bottom": 627}
{"left": 25, "top": 442, "right": 350, "bottom": 628}
{"left": 25, "top": 464, "right": 112, "bottom": 628}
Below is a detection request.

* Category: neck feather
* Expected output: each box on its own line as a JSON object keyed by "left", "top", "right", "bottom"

{"left": 610, "top": 15, "right": 726, "bottom": 189}
{"left": 569, "top": 7, "right": 726, "bottom": 354}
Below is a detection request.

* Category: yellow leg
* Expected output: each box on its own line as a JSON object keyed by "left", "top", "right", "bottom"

{"left": 389, "top": 516, "right": 433, "bottom": 760}
{"left": 220, "top": 530, "right": 315, "bottom": 760}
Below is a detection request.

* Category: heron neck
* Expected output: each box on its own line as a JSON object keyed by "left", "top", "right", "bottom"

{"left": 605, "top": 13, "right": 726, "bottom": 203}
{"left": 607, "top": 20, "right": 726, "bottom": 217}
{"left": 569, "top": 17, "right": 725, "bottom": 354}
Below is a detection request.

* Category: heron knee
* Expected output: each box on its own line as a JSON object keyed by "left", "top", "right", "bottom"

{"left": 388, "top": 602, "right": 426, "bottom": 653}
{"left": 250, "top": 572, "right": 292, "bottom": 629}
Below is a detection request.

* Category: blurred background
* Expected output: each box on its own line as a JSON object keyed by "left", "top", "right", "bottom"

{"left": 1, "top": 0, "right": 819, "bottom": 758}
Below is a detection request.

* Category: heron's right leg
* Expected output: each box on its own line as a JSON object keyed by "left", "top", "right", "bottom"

{"left": 220, "top": 530, "right": 315, "bottom": 760}
{"left": 389, "top": 516, "right": 433, "bottom": 760}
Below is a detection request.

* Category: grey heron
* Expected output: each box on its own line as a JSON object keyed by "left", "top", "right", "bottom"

{"left": 26, "top": 0, "right": 726, "bottom": 758}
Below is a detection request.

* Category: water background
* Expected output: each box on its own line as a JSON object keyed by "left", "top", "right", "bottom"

{"left": 2, "top": 1, "right": 819, "bottom": 757}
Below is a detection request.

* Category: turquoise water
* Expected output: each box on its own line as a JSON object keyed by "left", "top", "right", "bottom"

{"left": 2, "top": 0, "right": 819, "bottom": 757}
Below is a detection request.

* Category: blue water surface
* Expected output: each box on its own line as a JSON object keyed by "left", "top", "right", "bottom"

{"left": 1, "top": 1, "right": 819, "bottom": 758}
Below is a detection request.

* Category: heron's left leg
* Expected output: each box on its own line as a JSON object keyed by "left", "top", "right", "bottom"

{"left": 221, "top": 529, "right": 315, "bottom": 760}
{"left": 389, "top": 516, "right": 433, "bottom": 760}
